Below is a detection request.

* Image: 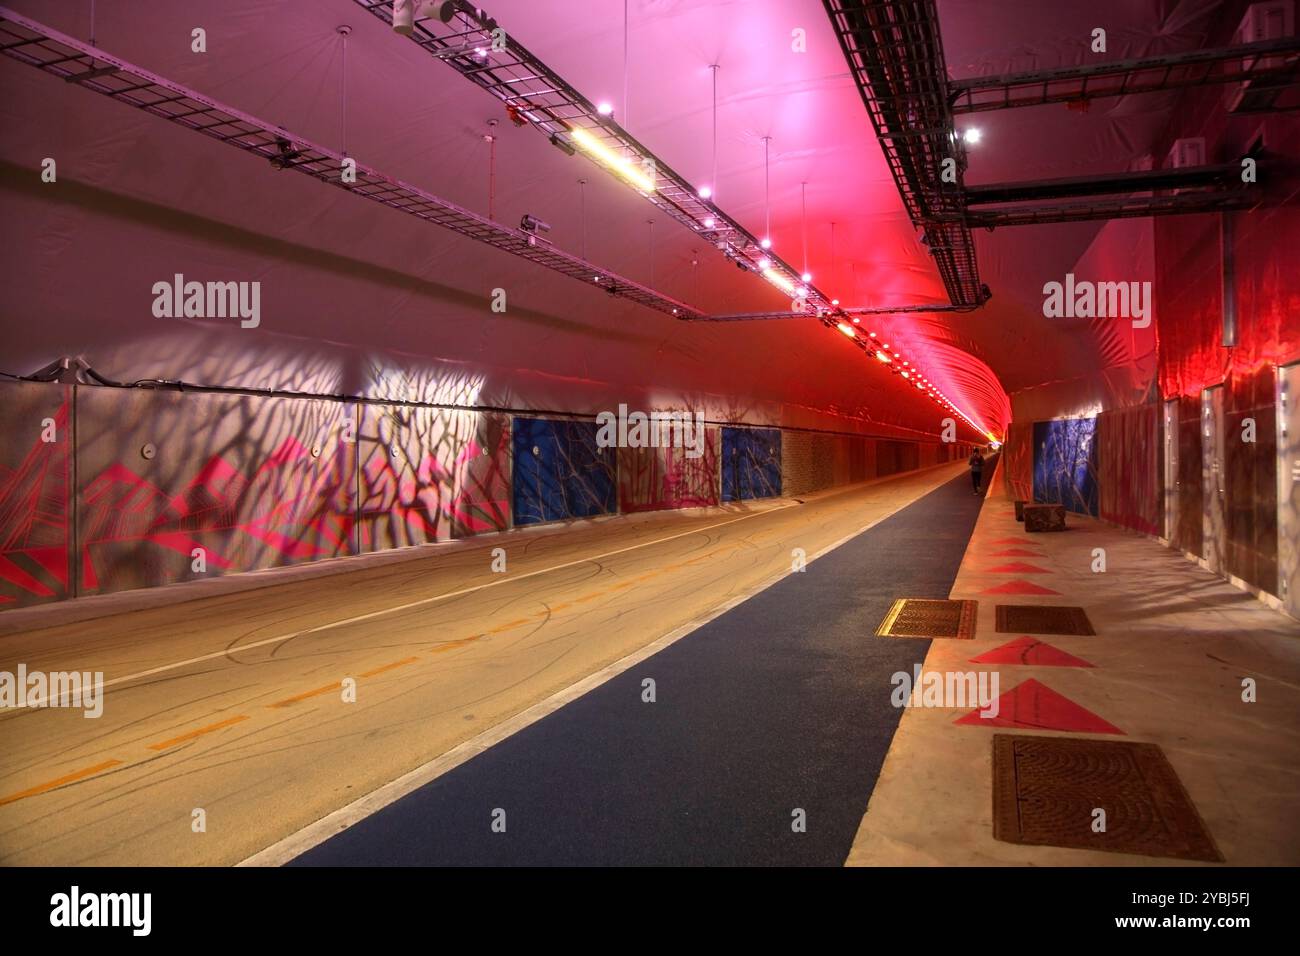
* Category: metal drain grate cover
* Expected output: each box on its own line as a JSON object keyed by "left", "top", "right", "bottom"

{"left": 996, "top": 604, "right": 1095, "bottom": 635}
{"left": 992, "top": 734, "right": 1222, "bottom": 861}
{"left": 876, "top": 599, "right": 977, "bottom": 639}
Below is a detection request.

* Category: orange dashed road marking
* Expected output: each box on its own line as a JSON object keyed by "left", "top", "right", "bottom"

{"left": 358, "top": 657, "right": 420, "bottom": 678}
{"left": 268, "top": 683, "right": 339, "bottom": 709}
{"left": 429, "top": 636, "right": 482, "bottom": 655}
{"left": 0, "top": 759, "right": 124, "bottom": 807}
{"left": 146, "top": 715, "right": 249, "bottom": 751}
{"left": 1, "top": 553, "right": 755, "bottom": 808}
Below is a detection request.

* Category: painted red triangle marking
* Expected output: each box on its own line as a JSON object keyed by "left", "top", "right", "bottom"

{"left": 954, "top": 678, "right": 1122, "bottom": 733}
{"left": 980, "top": 579, "right": 1061, "bottom": 595}
{"left": 988, "top": 548, "right": 1045, "bottom": 557}
{"left": 969, "top": 636, "right": 1094, "bottom": 668}
{"left": 985, "top": 562, "right": 1053, "bottom": 574}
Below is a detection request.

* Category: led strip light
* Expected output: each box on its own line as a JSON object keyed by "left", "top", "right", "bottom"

{"left": 355, "top": 0, "right": 993, "bottom": 439}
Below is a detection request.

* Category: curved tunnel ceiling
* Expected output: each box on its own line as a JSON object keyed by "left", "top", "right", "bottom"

{"left": 0, "top": 0, "right": 1224, "bottom": 441}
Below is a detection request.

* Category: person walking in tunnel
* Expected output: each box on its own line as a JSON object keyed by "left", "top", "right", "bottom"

{"left": 968, "top": 447, "right": 986, "bottom": 494}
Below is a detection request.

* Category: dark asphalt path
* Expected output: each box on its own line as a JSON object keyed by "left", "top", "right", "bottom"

{"left": 291, "top": 470, "right": 986, "bottom": 866}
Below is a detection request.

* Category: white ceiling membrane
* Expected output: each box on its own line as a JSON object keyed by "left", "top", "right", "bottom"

{"left": 0, "top": 0, "right": 1227, "bottom": 438}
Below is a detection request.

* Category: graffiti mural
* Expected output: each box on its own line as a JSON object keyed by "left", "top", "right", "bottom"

{"left": 617, "top": 426, "right": 719, "bottom": 513}
{"left": 1032, "top": 418, "right": 1099, "bottom": 517}
{"left": 721, "top": 426, "right": 782, "bottom": 501}
{"left": 512, "top": 417, "right": 617, "bottom": 525}
{"left": 0, "top": 384, "right": 72, "bottom": 607}
{"left": 357, "top": 405, "right": 509, "bottom": 550}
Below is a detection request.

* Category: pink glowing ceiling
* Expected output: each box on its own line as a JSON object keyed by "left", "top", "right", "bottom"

{"left": 0, "top": 0, "right": 1226, "bottom": 440}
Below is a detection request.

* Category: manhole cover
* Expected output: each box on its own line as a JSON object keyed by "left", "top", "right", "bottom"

{"left": 876, "top": 598, "right": 977, "bottom": 639}
{"left": 996, "top": 604, "right": 1094, "bottom": 635}
{"left": 992, "top": 734, "right": 1222, "bottom": 861}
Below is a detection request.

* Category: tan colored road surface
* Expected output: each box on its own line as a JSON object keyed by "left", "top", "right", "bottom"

{"left": 0, "top": 463, "right": 965, "bottom": 865}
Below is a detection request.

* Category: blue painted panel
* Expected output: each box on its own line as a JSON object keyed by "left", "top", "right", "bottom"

{"left": 721, "top": 427, "right": 782, "bottom": 501}
{"left": 1032, "top": 418, "right": 1098, "bottom": 517}
{"left": 512, "top": 418, "right": 616, "bottom": 525}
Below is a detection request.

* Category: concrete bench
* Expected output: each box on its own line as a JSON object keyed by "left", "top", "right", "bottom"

{"left": 1023, "top": 503, "right": 1066, "bottom": 532}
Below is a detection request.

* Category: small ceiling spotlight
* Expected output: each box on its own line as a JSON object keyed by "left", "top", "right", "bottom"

{"left": 698, "top": 185, "right": 712, "bottom": 199}
{"left": 831, "top": 299, "right": 840, "bottom": 306}
{"left": 597, "top": 102, "right": 614, "bottom": 116}
{"left": 702, "top": 217, "right": 715, "bottom": 228}
{"left": 758, "top": 257, "right": 771, "bottom": 269}
{"left": 801, "top": 272, "right": 812, "bottom": 282}
{"left": 962, "top": 127, "right": 982, "bottom": 145}
{"left": 760, "top": 238, "right": 772, "bottom": 250}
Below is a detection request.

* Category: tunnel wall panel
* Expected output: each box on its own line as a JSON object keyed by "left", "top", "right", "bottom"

{"left": 721, "top": 427, "right": 782, "bottom": 501}
{"left": 0, "top": 381, "right": 960, "bottom": 608}
{"left": 781, "top": 431, "right": 835, "bottom": 496}
{"left": 0, "top": 382, "right": 72, "bottom": 608}
{"left": 453, "top": 412, "right": 511, "bottom": 537}
{"left": 1224, "top": 365, "right": 1278, "bottom": 593}
{"left": 75, "top": 387, "right": 357, "bottom": 597}
{"left": 1032, "top": 418, "right": 1099, "bottom": 517}
{"left": 357, "top": 405, "right": 509, "bottom": 551}
{"left": 617, "top": 426, "right": 720, "bottom": 513}
{"left": 1096, "top": 404, "right": 1162, "bottom": 538}
{"left": 512, "top": 417, "right": 616, "bottom": 525}
{"left": 1174, "top": 395, "right": 1204, "bottom": 557}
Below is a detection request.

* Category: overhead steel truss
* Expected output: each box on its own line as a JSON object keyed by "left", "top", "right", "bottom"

{"left": 0, "top": 6, "right": 702, "bottom": 319}
{"left": 823, "top": 0, "right": 987, "bottom": 309}
{"left": 352, "top": 0, "right": 836, "bottom": 317}
{"left": 964, "top": 163, "right": 1244, "bottom": 206}
{"left": 950, "top": 36, "right": 1300, "bottom": 114}
{"left": 962, "top": 191, "right": 1256, "bottom": 229}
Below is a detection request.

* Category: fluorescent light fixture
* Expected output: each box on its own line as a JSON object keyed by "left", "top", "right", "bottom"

{"left": 837, "top": 322, "right": 856, "bottom": 338}
{"left": 876, "top": 350, "right": 892, "bottom": 363}
{"left": 762, "top": 268, "right": 795, "bottom": 294}
{"left": 569, "top": 127, "right": 655, "bottom": 192}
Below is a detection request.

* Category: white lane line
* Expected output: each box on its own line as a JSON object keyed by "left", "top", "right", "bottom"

{"left": 238, "top": 491, "right": 921, "bottom": 866}
{"left": 14, "top": 505, "right": 793, "bottom": 708}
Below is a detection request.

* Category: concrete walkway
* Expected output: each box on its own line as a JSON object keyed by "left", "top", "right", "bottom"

{"left": 847, "top": 463, "right": 1300, "bottom": 866}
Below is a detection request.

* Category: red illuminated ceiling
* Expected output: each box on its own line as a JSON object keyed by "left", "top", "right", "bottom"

{"left": 0, "top": 0, "right": 1249, "bottom": 439}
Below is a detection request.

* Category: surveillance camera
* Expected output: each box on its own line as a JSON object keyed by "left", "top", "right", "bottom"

{"left": 520, "top": 214, "right": 552, "bottom": 234}
{"left": 393, "top": 0, "right": 457, "bottom": 36}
